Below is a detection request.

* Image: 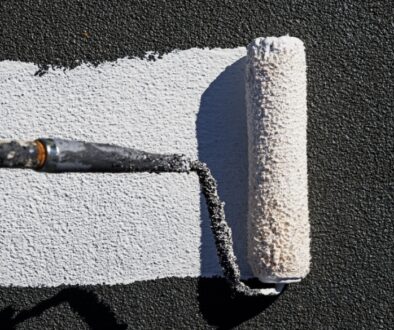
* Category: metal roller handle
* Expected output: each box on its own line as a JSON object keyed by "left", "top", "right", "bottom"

{"left": 0, "top": 139, "right": 191, "bottom": 173}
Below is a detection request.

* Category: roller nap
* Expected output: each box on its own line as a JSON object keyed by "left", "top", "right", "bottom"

{"left": 246, "top": 36, "right": 310, "bottom": 283}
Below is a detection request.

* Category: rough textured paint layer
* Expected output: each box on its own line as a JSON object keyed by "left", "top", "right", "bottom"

{"left": 0, "top": 48, "right": 249, "bottom": 286}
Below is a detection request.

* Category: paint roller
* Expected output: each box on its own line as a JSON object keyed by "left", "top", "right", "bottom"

{"left": 0, "top": 36, "right": 310, "bottom": 296}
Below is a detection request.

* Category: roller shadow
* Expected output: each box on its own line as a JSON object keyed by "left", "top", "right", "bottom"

{"left": 197, "top": 56, "right": 251, "bottom": 277}
{"left": 198, "top": 278, "right": 282, "bottom": 330}
{"left": 0, "top": 287, "right": 127, "bottom": 330}
{"left": 196, "top": 57, "right": 278, "bottom": 328}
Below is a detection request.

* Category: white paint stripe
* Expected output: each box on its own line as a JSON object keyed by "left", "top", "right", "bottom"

{"left": 0, "top": 47, "right": 250, "bottom": 287}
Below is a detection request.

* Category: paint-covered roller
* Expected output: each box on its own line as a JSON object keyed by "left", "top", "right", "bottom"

{"left": 245, "top": 36, "right": 310, "bottom": 284}
{"left": 0, "top": 36, "right": 310, "bottom": 297}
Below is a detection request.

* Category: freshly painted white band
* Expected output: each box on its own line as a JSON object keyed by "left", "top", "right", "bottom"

{"left": 0, "top": 47, "right": 251, "bottom": 287}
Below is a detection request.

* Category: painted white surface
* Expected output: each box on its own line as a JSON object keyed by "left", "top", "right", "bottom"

{"left": 0, "top": 47, "right": 251, "bottom": 287}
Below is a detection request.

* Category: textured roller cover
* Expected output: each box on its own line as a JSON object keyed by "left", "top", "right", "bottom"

{"left": 245, "top": 36, "right": 310, "bottom": 283}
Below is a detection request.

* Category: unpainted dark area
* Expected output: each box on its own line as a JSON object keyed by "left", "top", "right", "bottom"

{"left": 0, "top": 287, "right": 127, "bottom": 329}
{"left": 0, "top": 278, "right": 282, "bottom": 330}
{"left": 0, "top": 0, "right": 393, "bottom": 329}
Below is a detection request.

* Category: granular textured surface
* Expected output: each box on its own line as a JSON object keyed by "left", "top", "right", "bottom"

{"left": 246, "top": 37, "right": 310, "bottom": 283}
{"left": 0, "top": 0, "right": 393, "bottom": 329}
{"left": 0, "top": 48, "right": 249, "bottom": 287}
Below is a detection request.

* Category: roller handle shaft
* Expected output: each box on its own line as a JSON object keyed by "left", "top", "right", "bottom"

{"left": 0, "top": 139, "right": 190, "bottom": 173}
